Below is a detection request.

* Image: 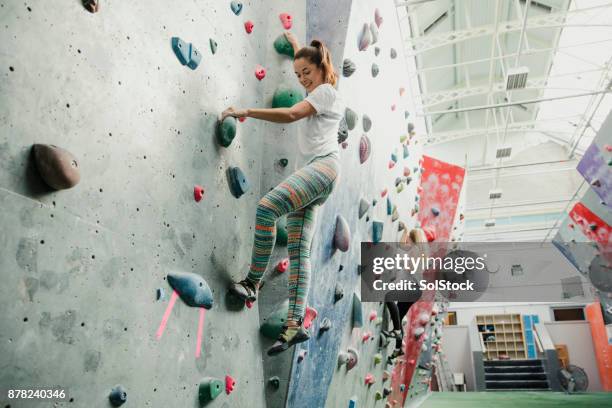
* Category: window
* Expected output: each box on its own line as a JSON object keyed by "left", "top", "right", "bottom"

{"left": 552, "top": 307, "right": 585, "bottom": 321}
{"left": 445, "top": 311, "right": 457, "bottom": 326}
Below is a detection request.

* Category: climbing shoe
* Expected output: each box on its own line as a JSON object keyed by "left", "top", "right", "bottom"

{"left": 228, "top": 279, "right": 257, "bottom": 302}
{"left": 267, "top": 324, "right": 310, "bottom": 356}
{"left": 387, "top": 348, "right": 405, "bottom": 365}
{"left": 381, "top": 329, "right": 402, "bottom": 339}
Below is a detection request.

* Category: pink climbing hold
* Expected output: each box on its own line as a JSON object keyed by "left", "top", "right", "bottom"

{"left": 606, "top": 144, "right": 612, "bottom": 152}
{"left": 194, "top": 185, "right": 205, "bottom": 202}
{"left": 388, "top": 160, "right": 395, "bottom": 169}
{"left": 364, "top": 373, "right": 376, "bottom": 385}
{"left": 279, "top": 13, "right": 292, "bottom": 29}
{"left": 408, "top": 359, "right": 415, "bottom": 365}
{"left": 225, "top": 375, "right": 236, "bottom": 395}
{"left": 358, "top": 23, "right": 372, "bottom": 51}
{"left": 362, "top": 331, "right": 372, "bottom": 342}
{"left": 369, "top": 311, "right": 377, "bottom": 322}
{"left": 341, "top": 141, "right": 348, "bottom": 149}
{"left": 245, "top": 299, "right": 254, "bottom": 309}
{"left": 404, "top": 167, "right": 411, "bottom": 177}
{"left": 255, "top": 65, "right": 266, "bottom": 80}
{"left": 381, "top": 188, "right": 388, "bottom": 198}
{"left": 359, "top": 135, "right": 372, "bottom": 164}
{"left": 374, "top": 8, "right": 383, "bottom": 27}
{"left": 417, "top": 186, "right": 423, "bottom": 193}
{"left": 418, "top": 312, "right": 430, "bottom": 325}
{"left": 238, "top": 117, "right": 247, "bottom": 122}
{"left": 391, "top": 104, "right": 396, "bottom": 111}
{"left": 303, "top": 306, "right": 318, "bottom": 329}
{"left": 276, "top": 258, "right": 289, "bottom": 273}
{"left": 244, "top": 20, "right": 254, "bottom": 34}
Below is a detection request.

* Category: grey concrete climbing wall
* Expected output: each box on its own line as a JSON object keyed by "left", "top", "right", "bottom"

{"left": 0, "top": 1, "right": 308, "bottom": 407}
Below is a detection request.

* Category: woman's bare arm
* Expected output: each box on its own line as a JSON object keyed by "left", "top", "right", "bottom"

{"left": 222, "top": 100, "right": 316, "bottom": 124}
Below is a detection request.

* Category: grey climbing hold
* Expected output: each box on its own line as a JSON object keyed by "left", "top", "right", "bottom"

{"left": 390, "top": 48, "right": 397, "bottom": 59}
{"left": 228, "top": 166, "right": 250, "bottom": 198}
{"left": 362, "top": 115, "right": 372, "bottom": 132}
{"left": 358, "top": 198, "right": 369, "bottom": 219}
{"left": 338, "top": 117, "right": 349, "bottom": 143}
{"left": 83, "top": 0, "right": 99, "bottom": 13}
{"left": 156, "top": 288, "right": 166, "bottom": 301}
{"left": 343, "top": 59, "right": 357, "bottom": 77}
{"left": 346, "top": 347, "right": 359, "bottom": 370}
{"left": 371, "top": 63, "right": 379, "bottom": 78}
{"left": 398, "top": 221, "right": 406, "bottom": 232}
{"left": 408, "top": 122, "right": 415, "bottom": 133}
{"left": 171, "top": 37, "right": 201, "bottom": 70}
{"left": 359, "top": 135, "right": 371, "bottom": 164}
{"left": 167, "top": 271, "right": 214, "bottom": 309}
{"left": 352, "top": 293, "right": 363, "bottom": 328}
{"left": 216, "top": 116, "right": 237, "bottom": 147}
{"left": 32, "top": 144, "right": 81, "bottom": 190}
{"left": 334, "top": 284, "right": 344, "bottom": 303}
{"left": 372, "top": 198, "right": 378, "bottom": 206}
{"left": 334, "top": 215, "right": 351, "bottom": 252}
{"left": 392, "top": 207, "right": 399, "bottom": 222}
{"left": 395, "top": 177, "right": 403, "bottom": 187}
{"left": 230, "top": 1, "right": 243, "bottom": 15}
{"left": 405, "top": 110, "right": 410, "bottom": 119}
{"left": 319, "top": 317, "right": 332, "bottom": 333}
{"left": 274, "top": 34, "right": 294, "bottom": 58}
{"left": 260, "top": 300, "right": 289, "bottom": 339}
{"left": 358, "top": 23, "right": 371, "bottom": 51}
{"left": 268, "top": 376, "right": 280, "bottom": 389}
{"left": 109, "top": 385, "right": 127, "bottom": 407}
{"left": 369, "top": 22, "right": 379, "bottom": 45}
{"left": 372, "top": 221, "right": 383, "bottom": 243}
{"left": 374, "top": 46, "right": 380, "bottom": 56}
{"left": 209, "top": 38, "right": 218, "bottom": 54}
{"left": 431, "top": 207, "right": 440, "bottom": 216}
{"left": 345, "top": 108, "right": 358, "bottom": 130}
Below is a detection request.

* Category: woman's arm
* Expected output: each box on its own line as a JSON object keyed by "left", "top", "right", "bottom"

{"left": 222, "top": 100, "right": 316, "bottom": 123}
{"left": 284, "top": 31, "right": 300, "bottom": 55}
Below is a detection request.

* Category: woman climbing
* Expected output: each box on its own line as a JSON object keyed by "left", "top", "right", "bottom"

{"left": 383, "top": 228, "right": 427, "bottom": 361}
{"left": 221, "top": 32, "right": 343, "bottom": 356}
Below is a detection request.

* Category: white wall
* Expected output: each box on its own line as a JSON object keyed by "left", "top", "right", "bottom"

{"left": 440, "top": 325, "right": 475, "bottom": 390}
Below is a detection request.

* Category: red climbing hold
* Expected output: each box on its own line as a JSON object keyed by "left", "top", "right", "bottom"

{"left": 369, "top": 311, "right": 377, "bottom": 322}
{"left": 244, "top": 21, "right": 254, "bottom": 34}
{"left": 381, "top": 188, "right": 388, "bottom": 198}
{"left": 423, "top": 227, "right": 436, "bottom": 242}
{"left": 194, "top": 185, "right": 205, "bottom": 202}
{"left": 276, "top": 258, "right": 289, "bottom": 273}
{"left": 245, "top": 299, "right": 254, "bottom": 309}
{"left": 364, "top": 373, "right": 376, "bottom": 385}
{"left": 255, "top": 65, "right": 266, "bottom": 80}
{"left": 279, "top": 13, "right": 292, "bottom": 29}
{"left": 303, "top": 306, "right": 318, "bottom": 329}
{"left": 225, "top": 375, "right": 235, "bottom": 395}
{"left": 238, "top": 117, "right": 246, "bottom": 122}
{"left": 362, "top": 331, "right": 372, "bottom": 342}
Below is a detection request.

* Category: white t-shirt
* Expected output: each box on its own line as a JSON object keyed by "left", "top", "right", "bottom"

{"left": 299, "top": 83, "right": 343, "bottom": 165}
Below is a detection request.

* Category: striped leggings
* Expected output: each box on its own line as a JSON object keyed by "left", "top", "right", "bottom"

{"left": 246, "top": 153, "right": 340, "bottom": 325}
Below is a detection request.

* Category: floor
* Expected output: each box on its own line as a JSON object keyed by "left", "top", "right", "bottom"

{"left": 419, "top": 392, "right": 612, "bottom": 408}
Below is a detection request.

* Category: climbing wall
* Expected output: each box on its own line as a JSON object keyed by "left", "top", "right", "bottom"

{"left": 0, "top": 1, "right": 309, "bottom": 407}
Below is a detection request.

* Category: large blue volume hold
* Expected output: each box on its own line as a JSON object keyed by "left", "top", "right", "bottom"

{"left": 167, "top": 271, "right": 214, "bottom": 309}
{"left": 228, "top": 166, "right": 250, "bottom": 198}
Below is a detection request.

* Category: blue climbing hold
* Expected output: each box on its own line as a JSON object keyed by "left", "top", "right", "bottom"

{"left": 349, "top": 397, "right": 358, "bottom": 408}
{"left": 387, "top": 197, "right": 392, "bottom": 215}
{"left": 167, "top": 271, "right": 214, "bottom": 309}
{"left": 230, "top": 1, "right": 243, "bottom": 15}
{"left": 391, "top": 152, "right": 398, "bottom": 163}
{"left": 228, "top": 166, "right": 250, "bottom": 198}
{"left": 403, "top": 144, "right": 409, "bottom": 159}
{"left": 372, "top": 221, "right": 383, "bottom": 243}
{"left": 109, "top": 385, "right": 127, "bottom": 407}
{"left": 352, "top": 293, "right": 363, "bottom": 328}
{"left": 431, "top": 207, "right": 440, "bottom": 216}
{"left": 171, "top": 37, "right": 201, "bottom": 70}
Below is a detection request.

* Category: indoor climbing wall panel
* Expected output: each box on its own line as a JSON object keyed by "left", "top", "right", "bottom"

{"left": 0, "top": 1, "right": 313, "bottom": 406}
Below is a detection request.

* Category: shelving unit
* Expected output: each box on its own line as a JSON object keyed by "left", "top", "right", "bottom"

{"left": 476, "top": 314, "right": 527, "bottom": 360}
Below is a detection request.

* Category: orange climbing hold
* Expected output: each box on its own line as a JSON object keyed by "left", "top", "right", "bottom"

{"left": 279, "top": 13, "right": 292, "bottom": 29}
{"left": 303, "top": 306, "right": 318, "bottom": 329}
{"left": 276, "top": 258, "right": 289, "bottom": 273}
{"left": 225, "top": 375, "right": 235, "bottom": 395}
{"left": 244, "top": 20, "right": 254, "bottom": 34}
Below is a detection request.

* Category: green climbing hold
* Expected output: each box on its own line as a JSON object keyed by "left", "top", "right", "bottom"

{"left": 209, "top": 38, "right": 218, "bottom": 54}
{"left": 272, "top": 85, "right": 304, "bottom": 108}
{"left": 269, "top": 376, "right": 280, "bottom": 389}
{"left": 279, "top": 158, "right": 289, "bottom": 167}
{"left": 371, "top": 63, "right": 379, "bottom": 77}
{"left": 374, "top": 353, "right": 382, "bottom": 364}
{"left": 375, "top": 391, "right": 383, "bottom": 401}
{"left": 275, "top": 216, "right": 288, "bottom": 246}
{"left": 352, "top": 293, "right": 363, "bottom": 328}
{"left": 260, "top": 300, "right": 289, "bottom": 339}
{"left": 345, "top": 108, "right": 358, "bottom": 130}
{"left": 400, "top": 135, "right": 407, "bottom": 143}
{"left": 199, "top": 377, "right": 223, "bottom": 403}
{"left": 216, "top": 117, "right": 237, "bottom": 147}
{"left": 274, "top": 34, "right": 294, "bottom": 58}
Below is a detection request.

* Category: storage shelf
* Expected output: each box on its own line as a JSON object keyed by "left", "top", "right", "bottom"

{"left": 477, "top": 313, "right": 527, "bottom": 361}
